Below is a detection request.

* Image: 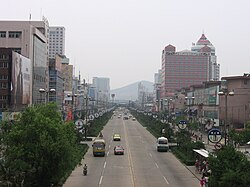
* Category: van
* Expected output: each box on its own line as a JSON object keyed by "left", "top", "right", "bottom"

{"left": 157, "top": 137, "right": 169, "bottom": 152}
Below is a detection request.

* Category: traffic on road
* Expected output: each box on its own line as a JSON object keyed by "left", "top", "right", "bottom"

{"left": 63, "top": 108, "right": 200, "bottom": 187}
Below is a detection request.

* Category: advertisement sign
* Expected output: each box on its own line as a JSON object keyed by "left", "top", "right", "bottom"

{"left": 12, "top": 51, "right": 31, "bottom": 106}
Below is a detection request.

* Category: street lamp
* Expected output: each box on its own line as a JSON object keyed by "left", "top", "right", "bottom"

{"left": 218, "top": 90, "right": 234, "bottom": 145}
{"left": 165, "top": 98, "right": 172, "bottom": 121}
{"left": 84, "top": 96, "right": 91, "bottom": 140}
{"left": 67, "top": 93, "right": 78, "bottom": 120}
{"left": 185, "top": 96, "right": 195, "bottom": 121}
{"left": 39, "top": 88, "right": 56, "bottom": 104}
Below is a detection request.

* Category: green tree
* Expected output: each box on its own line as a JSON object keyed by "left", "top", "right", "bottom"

{"left": 0, "top": 103, "right": 84, "bottom": 187}
{"left": 208, "top": 146, "right": 250, "bottom": 187}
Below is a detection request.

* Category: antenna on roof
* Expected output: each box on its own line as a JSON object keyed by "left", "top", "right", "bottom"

{"left": 29, "top": 13, "right": 31, "bottom": 21}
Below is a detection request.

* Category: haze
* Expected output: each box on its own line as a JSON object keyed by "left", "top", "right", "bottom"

{"left": 1, "top": 0, "right": 249, "bottom": 89}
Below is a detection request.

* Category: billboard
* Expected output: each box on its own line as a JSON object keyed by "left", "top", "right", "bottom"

{"left": 12, "top": 51, "right": 31, "bottom": 106}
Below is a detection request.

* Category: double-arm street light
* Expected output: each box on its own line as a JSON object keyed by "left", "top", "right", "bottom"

{"left": 185, "top": 96, "right": 195, "bottom": 121}
{"left": 39, "top": 88, "right": 56, "bottom": 104}
{"left": 218, "top": 90, "right": 234, "bottom": 145}
{"left": 67, "top": 93, "right": 78, "bottom": 118}
{"left": 165, "top": 98, "right": 173, "bottom": 122}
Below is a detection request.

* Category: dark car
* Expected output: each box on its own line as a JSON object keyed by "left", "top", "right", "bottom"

{"left": 114, "top": 146, "right": 124, "bottom": 155}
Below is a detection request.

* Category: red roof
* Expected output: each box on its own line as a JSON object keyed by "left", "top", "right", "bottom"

{"left": 197, "top": 34, "right": 212, "bottom": 46}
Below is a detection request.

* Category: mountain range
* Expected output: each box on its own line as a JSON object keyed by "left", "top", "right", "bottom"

{"left": 111, "top": 80, "right": 154, "bottom": 101}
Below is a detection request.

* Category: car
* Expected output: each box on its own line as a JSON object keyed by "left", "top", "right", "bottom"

{"left": 123, "top": 116, "right": 129, "bottom": 120}
{"left": 113, "top": 134, "right": 121, "bottom": 141}
{"left": 114, "top": 146, "right": 124, "bottom": 155}
{"left": 132, "top": 117, "right": 136, "bottom": 121}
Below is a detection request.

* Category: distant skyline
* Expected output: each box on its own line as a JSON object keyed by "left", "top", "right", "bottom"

{"left": 1, "top": 0, "right": 250, "bottom": 89}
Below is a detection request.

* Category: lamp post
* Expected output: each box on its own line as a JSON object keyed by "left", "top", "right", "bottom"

{"left": 165, "top": 98, "right": 172, "bottom": 121}
{"left": 185, "top": 96, "right": 195, "bottom": 121}
{"left": 39, "top": 88, "right": 56, "bottom": 104}
{"left": 67, "top": 93, "right": 78, "bottom": 120}
{"left": 218, "top": 90, "right": 234, "bottom": 146}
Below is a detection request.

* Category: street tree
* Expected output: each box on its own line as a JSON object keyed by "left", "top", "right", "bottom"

{"left": 208, "top": 146, "right": 250, "bottom": 187}
{"left": 0, "top": 103, "right": 83, "bottom": 187}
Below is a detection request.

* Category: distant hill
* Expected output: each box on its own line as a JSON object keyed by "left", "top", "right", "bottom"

{"left": 111, "top": 80, "right": 154, "bottom": 101}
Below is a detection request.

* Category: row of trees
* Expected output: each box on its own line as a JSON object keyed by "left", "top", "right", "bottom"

{"left": 0, "top": 103, "right": 87, "bottom": 187}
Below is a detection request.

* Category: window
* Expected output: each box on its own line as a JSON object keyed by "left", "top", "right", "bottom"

{"left": 0, "top": 62, "right": 8, "bottom": 68}
{"left": 9, "top": 31, "right": 22, "bottom": 38}
{"left": 0, "top": 95, "right": 7, "bottom": 100}
{"left": 0, "top": 82, "right": 8, "bottom": 89}
{"left": 0, "top": 31, "right": 6, "bottom": 38}
{"left": 0, "top": 75, "right": 8, "bottom": 80}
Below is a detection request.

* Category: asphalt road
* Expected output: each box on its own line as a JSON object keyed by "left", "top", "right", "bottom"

{"left": 64, "top": 110, "right": 199, "bottom": 187}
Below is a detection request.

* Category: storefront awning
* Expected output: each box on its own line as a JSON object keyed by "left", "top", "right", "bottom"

{"left": 193, "top": 149, "right": 209, "bottom": 158}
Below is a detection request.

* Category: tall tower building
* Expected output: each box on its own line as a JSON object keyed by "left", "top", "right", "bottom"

{"left": 161, "top": 34, "right": 220, "bottom": 97}
{"left": 48, "top": 26, "right": 65, "bottom": 59}
{"left": 191, "top": 34, "right": 220, "bottom": 81}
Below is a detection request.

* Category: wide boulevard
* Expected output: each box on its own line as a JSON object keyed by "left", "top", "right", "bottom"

{"left": 64, "top": 109, "right": 199, "bottom": 187}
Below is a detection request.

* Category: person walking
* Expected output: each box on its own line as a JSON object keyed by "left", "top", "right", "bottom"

{"left": 200, "top": 176, "right": 205, "bottom": 187}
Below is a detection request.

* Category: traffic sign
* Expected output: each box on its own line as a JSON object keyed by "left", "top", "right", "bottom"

{"left": 208, "top": 128, "right": 222, "bottom": 143}
{"left": 75, "top": 119, "right": 84, "bottom": 129}
{"left": 214, "top": 142, "right": 222, "bottom": 150}
{"left": 89, "top": 115, "right": 94, "bottom": 121}
{"left": 178, "top": 120, "right": 187, "bottom": 130}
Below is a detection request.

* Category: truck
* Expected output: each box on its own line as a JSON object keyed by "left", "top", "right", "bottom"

{"left": 157, "top": 137, "right": 169, "bottom": 152}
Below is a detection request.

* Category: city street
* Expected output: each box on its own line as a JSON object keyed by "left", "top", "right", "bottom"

{"left": 64, "top": 112, "right": 199, "bottom": 187}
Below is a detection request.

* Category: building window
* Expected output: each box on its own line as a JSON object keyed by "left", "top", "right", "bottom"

{"left": 0, "top": 95, "right": 7, "bottom": 100}
{"left": 0, "top": 31, "right": 6, "bottom": 38}
{"left": 0, "top": 82, "right": 8, "bottom": 89}
{"left": 8, "top": 31, "right": 22, "bottom": 38}
{"left": 0, "top": 62, "right": 8, "bottom": 68}
{"left": 0, "top": 75, "right": 8, "bottom": 80}
{"left": 0, "top": 54, "right": 8, "bottom": 60}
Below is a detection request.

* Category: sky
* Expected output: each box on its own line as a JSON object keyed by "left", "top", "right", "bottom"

{"left": 1, "top": 0, "right": 250, "bottom": 89}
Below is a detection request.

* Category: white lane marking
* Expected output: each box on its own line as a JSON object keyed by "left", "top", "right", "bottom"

{"left": 107, "top": 151, "right": 109, "bottom": 156}
{"left": 155, "top": 163, "right": 159, "bottom": 168}
{"left": 163, "top": 176, "right": 169, "bottom": 184}
{"left": 149, "top": 153, "right": 152, "bottom": 157}
{"left": 99, "top": 176, "right": 103, "bottom": 185}
{"left": 104, "top": 162, "right": 106, "bottom": 168}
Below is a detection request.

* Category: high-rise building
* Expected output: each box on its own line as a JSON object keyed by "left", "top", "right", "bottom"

{"left": 48, "top": 26, "right": 65, "bottom": 59}
{"left": 161, "top": 34, "right": 220, "bottom": 97}
{"left": 0, "top": 20, "right": 49, "bottom": 110}
{"left": 92, "top": 77, "right": 110, "bottom": 109}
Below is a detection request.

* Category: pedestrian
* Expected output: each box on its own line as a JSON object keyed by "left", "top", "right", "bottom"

{"left": 200, "top": 176, "right": 205, "bottom": 187}
{"left": 195, "top": 159, "right": 199, "bottom": 173}
{"left": 204, "top": 176, "right": 209, "bottom": 187}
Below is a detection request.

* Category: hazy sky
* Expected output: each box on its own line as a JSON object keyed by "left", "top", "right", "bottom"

{"left": 1, "top": 0, "right": 250, "bottom": 89}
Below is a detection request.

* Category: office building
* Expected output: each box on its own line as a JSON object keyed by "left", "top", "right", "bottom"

{"left": 161, "top": 34, "right": 220, "bottom": 97}
{"left": 48, "top": 26, "right": 65, "bottom": 59}
{"left": 92, "top": 77, "right": 110, "bottom": 109}
{"left": 0, "top": 20, "right": 49, "bottom": 110}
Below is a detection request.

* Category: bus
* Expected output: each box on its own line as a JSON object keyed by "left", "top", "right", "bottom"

{"left": 157, "top": 137, "right": 169, "bottom": 152}
{"left": 92, "top": 138, "right": 105, "bottom": 156}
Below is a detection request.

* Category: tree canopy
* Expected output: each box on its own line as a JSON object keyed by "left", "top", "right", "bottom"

{"left": 208, "top": 146, "right": 250, "bottom": 187}
{"left": 0, "top": 103, "right": 84, "bottom": 187}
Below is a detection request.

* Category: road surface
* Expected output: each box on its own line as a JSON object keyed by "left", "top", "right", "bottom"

{"left": 64, "top": 111, "right": 199, "bottom": 187}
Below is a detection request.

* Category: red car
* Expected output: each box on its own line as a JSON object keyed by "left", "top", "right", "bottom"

{"left": 114, "top": 146, "right": 124, "bottom": 155}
